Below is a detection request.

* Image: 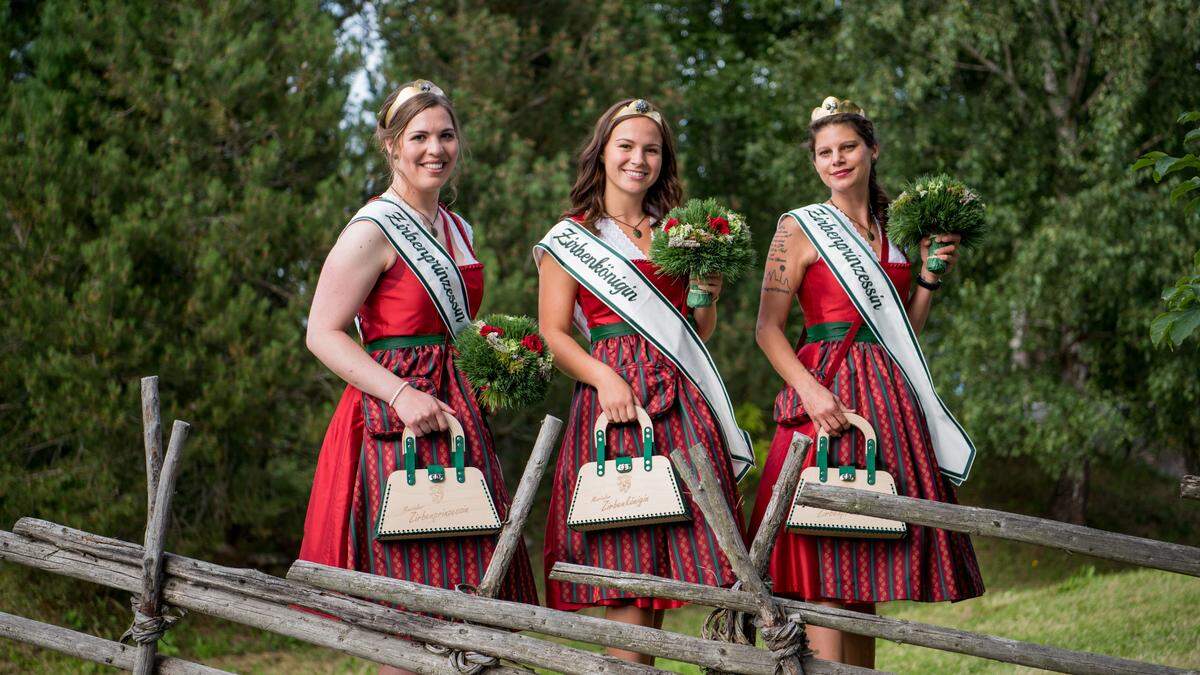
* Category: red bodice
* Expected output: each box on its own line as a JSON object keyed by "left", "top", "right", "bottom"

{"left": 578, "top": 259, "right": 688, "bottom": 328}
{"left": 798, "top": 235, "right": 911, "bottom": 326}
{"left": 356, "top": 205, "right": 484, "bottom": 340}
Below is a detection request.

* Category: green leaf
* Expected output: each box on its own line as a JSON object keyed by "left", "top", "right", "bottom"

{"left": 1152, "top": 155, "right": 1179, "bottom": 181}
{"left": 1169, "top": 177, "right": 1200, "bottom": 204}
{"left": 1168, "top": 308, "right": 1200, "bottom": 346}
{"left": 1177, "top": 111, "right": 1200, "bottom": 124}
{"left": 1150, "top": 313, "right": 1174, "bottom": 347}
{"left": 1131, "top": 151, "right": 1167, "bottom": 172}
{"left": 1186, "top": 127, "right": 1200, "bottom": 145}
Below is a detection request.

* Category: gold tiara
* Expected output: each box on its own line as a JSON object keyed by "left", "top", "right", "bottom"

{"left": 382, "top": 80, "right": 446, "bottom": 127}
{"left": 613, "top": 98, "right": 663, "bottom": 126}
{"left": 811, "top": 96, "right": 867, "bottom": 122}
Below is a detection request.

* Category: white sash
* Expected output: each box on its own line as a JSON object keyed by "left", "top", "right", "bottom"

{"left": 786, "top": 204, "right": 975, "bottom": 484}
{"left": 351, "top": 198, "right": 473, "bottom": 336}
{"left": 534, "top": 221, "right": 755, "bottom": 480}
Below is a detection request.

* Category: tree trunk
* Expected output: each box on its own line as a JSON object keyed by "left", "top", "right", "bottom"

{"left": 1049, "top": 459, "right": 1089, "bottom": 524}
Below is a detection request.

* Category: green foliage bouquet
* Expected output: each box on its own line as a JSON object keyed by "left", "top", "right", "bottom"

{"left": 455, "top": 314, "right": 554, "bottom": 411}
{"left": 887, "top": 174, "right": 988, "bottom": 274}
{"left": 650, "top": 198, "right": 756, "bottom": 307}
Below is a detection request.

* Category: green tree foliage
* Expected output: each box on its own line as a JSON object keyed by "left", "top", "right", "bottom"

{"left": 0, "top": 1, "right": 357, "bottom": 560}
{"left": 1133, "top": 111, "right": 1200, "bottom": 348}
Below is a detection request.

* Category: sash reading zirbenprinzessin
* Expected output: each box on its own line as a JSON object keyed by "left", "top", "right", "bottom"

{"left": 351, "top": 197, "right": 473, "bottom": 336}
{"left": 534, "top": 221, "right": 756, "bottom": 481}
{"left": 787, "top": 203, "right": 976, "bottom": 484}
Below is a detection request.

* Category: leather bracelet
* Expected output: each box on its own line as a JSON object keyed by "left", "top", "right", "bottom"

{"left": 914, "top": 274, "right": 943, "bottom": 291}
{"left": 388, "top": 381, "right": 409, "bottom": 408}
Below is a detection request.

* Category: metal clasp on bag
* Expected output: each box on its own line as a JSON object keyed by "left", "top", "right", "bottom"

{"left": 427, "top": 464, "right": 446, "bottom": 483}
{"left": 839, "top": 465, "right": 856, "bottom": 481}
{"left": 615, "top": 456, "right": 633, "bottom": 473}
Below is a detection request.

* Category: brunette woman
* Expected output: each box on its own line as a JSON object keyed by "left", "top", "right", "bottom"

{"left": 534, "top": 98, "right": 754, "bottom": 665}
{"left": 299, "top": 80, "right": 537, "bottom": 675}
{"left": 750, "top": 97, "right": 984, "bottom": 667}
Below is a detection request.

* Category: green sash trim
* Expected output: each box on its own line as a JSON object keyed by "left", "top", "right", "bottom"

{"left": 806, "top": 322, "right": 879, "bottom": 344}
{"left": 364, "top": 334, "right": 448, "bottom": 352}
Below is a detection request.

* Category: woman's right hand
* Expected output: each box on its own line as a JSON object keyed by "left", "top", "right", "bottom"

{"left": 394, "top": 386, "right": 455, "bottom": 437}
{"left": 595, "top": 368, "right": 639, "bottom": 424}
{"left": 797, "top": 381, "right": 853, "bottom": 436}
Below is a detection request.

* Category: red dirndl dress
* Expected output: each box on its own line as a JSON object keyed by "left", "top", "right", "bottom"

{"left": 298, "top": 205, "right": 538, "bottom": 605}
{"left": 543, "top": 220, "right": 745, "bottom": 612}
{"left": 748, "top": 232, "right": 984, "bottom": 604}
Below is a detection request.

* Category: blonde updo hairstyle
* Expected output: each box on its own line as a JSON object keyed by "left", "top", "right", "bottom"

{"left": 375, "top": 80, "right": 465, "bottom": 200}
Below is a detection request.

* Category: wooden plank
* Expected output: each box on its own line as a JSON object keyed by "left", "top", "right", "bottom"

{"left": 477, "top": 414, "right": 562, "bottom": 597}
{"left": 0, "top": 529, "right": 525, "bottom": 675}
{"left": 550, "top": 563, "right": 1193, "bottom": 675}
{"left": 9, "top": 522, "right": 659, "bottom": 675}
{"left": 135, "top": 420, "right": 189, "bottom": 675}
{"left": 796, "top": 483, "right": 1200, "bottom": 577}
{"left": 286, "top": 559, "right": 797, "bottom": 674}
{"left": 0, "top": 610, "right": 228, "bottom": 674}
{"left": 1182, "top": 475, "right": 1199, "bottom": 501}
{"left": 749, "top": 432, "right": 810, "bottom": 573}
{"left": 671, "top": 445, "right": 814, "bottom": 675}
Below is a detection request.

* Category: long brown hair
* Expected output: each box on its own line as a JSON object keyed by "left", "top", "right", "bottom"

{"left": 808, "top": 113, "right": 889, "bottom": 227}
{"left": 564, "top": 98, "right": 683, "bottom": 228}
{"left": 375, "top": 81, "right": 465, "bottom": 202}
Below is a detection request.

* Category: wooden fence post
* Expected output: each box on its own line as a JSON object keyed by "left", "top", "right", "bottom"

{"left": 435, "top": 414, "right": 562, "bottom": 672}
{"left": 704, "top": 433, "right": 810, "bottom": 646}
{"left": 671, "top": 444, "right": 818, "bottom": 675}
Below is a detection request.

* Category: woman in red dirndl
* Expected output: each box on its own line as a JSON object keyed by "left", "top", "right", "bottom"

{"left": 752, "top": 98, "right": 984, "bottom": 667}
{"left": 537, "top": 99, "right": 744, "bottom": 666}
{"left": 298, "top": 81, "right": 536, "bottom": 674}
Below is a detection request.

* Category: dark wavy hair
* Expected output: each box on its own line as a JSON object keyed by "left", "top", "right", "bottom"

{"left": 808, "top": 113, "right": 889, "bottom": 227}
{"left": 564, "top": 98, "right": 683, "bottom": 228}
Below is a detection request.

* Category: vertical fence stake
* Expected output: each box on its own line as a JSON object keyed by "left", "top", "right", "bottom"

{"left": 131, "top": 416, "right": 190, "bottom": 675}
{"left": 671, "top": 444, "right": 809, "bottom": 675}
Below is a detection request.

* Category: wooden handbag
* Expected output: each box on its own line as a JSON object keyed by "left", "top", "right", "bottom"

{"left": 787, "top": 412, "right": 906, "bottom": 539}
{"left": 567, "top": 405, "right": 690, "bottom": 532}
{"left": 375, "top": 414, "right": 502, "bottom": 541}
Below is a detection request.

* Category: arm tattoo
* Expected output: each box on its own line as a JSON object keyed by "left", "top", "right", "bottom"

{"left": 762, "top": 222, "right": 795, "bottom": 295}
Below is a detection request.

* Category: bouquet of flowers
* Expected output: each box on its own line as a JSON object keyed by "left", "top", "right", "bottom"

{"left": 887, "top": 174, "right": 987, "bottom": 274}
{"left": 454, "top": 314, "right": 554, "bottom": 412}
{"left": 649, "top": 198, "right": 756, "bottom": 308}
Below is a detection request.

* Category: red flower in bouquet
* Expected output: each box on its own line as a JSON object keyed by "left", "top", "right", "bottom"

{"left": 707, "top": 216, "right": 730, "bottom": 235}
{"left": 664, "top": 217, "right": 679, "bottom": 233}
{"left": 520, "top": 334, "right": 545, "bottom": 353}
{"left": 480, "top": 325, "right": 505, "bottom": 338}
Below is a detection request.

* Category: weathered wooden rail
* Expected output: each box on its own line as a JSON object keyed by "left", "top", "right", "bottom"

{"left": 794, "top": 483, "right": 1200, "bottom": 577}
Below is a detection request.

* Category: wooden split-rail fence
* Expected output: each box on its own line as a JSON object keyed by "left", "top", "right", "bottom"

{"left": 1, "top": 375, "right": 1197, "bottom": 674}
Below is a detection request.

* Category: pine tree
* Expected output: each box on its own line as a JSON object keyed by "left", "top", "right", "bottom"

{"left": 0, "top": 1, "right": 357, "bottom": 562}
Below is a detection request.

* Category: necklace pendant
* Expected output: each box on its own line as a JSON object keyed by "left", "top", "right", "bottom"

{"left": 630, "top": 228, "right": 642, "bottom": 239}
{"left": 867, "top": 230, "right": 876, "bottom": 241}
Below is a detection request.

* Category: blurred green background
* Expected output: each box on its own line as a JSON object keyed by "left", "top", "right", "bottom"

{"left": 2, "top": 1, "right": 1198, "bottom": 671}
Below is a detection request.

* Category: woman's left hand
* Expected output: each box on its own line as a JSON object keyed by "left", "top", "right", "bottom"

{"left": 919, "top": 233, "right": 961, "bottom": 276}
{"left": 690, "top": 273, "right": 723, "bottom": 303}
